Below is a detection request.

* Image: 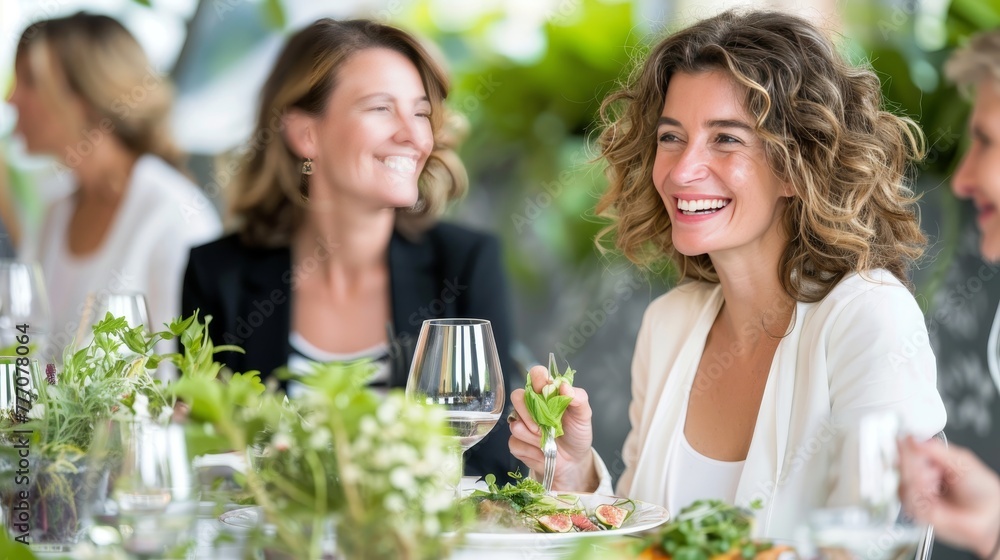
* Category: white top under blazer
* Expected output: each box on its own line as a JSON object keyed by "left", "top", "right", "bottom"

{"left": 668, "top": 434, "right": 745, "bottom": 515}
{"left": 593, "top": 269, "right": 947, "bottom": 540}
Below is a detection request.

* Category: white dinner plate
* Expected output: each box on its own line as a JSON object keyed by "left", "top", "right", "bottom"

{"left": 458, "top": 492, "right": 670, "bottom": 550}
{"left": 219, "top": 493, "right": 670, "bottom": 552}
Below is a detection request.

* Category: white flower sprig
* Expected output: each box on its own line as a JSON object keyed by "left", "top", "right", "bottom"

{"left": 173, "top": 354, "right": 468, "bottom": 560}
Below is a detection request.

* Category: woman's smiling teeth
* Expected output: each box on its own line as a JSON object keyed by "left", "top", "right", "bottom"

{"left": 677, "top": 198, "right": 731, "bottom": 215}
{"left": 379, "top": 155, "right": 418, "bottom": 174}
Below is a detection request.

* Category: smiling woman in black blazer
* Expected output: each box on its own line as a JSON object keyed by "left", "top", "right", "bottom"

{"left": 182, "top": 18, "right": 522, "bottom": 482}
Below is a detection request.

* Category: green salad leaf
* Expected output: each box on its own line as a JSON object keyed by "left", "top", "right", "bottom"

{"left": 468, "top": 472, "right": 578, "bottom": 518}
{"left": 523, "top": 353, "right": 576, "bottom": 447}
{"left": 466, "top": 472, "right": 636, "bottom": 534}
{"left": 645, "top": 499, "right": 771, "bottom": 560}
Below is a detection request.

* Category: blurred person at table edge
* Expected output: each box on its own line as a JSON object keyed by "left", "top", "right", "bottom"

{"left": 508, "top": 9, "right": 946, "bottom": 539}
{"left": 0, "top": 152, "right": 22, "bottom": 258}
{"left": 9, "top": 13, "right": 222, "bottom": 362}
{"left": 899, "top": 28, "right": 1000, "bottom": 560}
{"left": 181, "top": 19, "right": 523, "bottom": 481}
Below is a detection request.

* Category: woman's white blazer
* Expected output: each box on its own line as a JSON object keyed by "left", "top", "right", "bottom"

{"left": 594, "top": 270, "right": 947, "bottom": 539}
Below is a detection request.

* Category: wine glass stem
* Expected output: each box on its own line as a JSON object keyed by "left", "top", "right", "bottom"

{"left": 454, "top": 448, "right": 470, "bottom": 499}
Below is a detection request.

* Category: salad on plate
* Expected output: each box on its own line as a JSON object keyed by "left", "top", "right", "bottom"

{"left": 466, "top": 473, "right": 635, "bottom": 534}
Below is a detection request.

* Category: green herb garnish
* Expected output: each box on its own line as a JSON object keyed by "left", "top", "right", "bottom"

{"left": 469, "top": 472, "right": 580, "bottom": 518}
{"left": 524, "top": 353, "right": 576, "bottom": 448}
{"left": 467, "top": 472, "right": 636, "bottom": 533}
{"left": 647, "top": 499, "right": 770, "bottom": 560}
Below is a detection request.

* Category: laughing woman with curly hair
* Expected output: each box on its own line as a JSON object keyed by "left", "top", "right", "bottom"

{"left": 507, "top": 9, "right": 946, "bottom": 538}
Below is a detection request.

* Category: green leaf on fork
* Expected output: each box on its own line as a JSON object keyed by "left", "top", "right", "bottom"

{"left": 523, "top": 353, "right": 576, "bottom": 448}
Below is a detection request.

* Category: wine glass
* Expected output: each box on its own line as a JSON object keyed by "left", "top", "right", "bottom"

{"left": 76, "top": 292, "right": 152, "bottom": 349}
{"left": 96, "top": 292, "right": 150, "bottom": 332}
{"left": 405, "top": 319, "right": 505, "bottom": 489}
{"left": 0, "top": 260, "right": 52, "bottom": 363}
{"left": 807, "top": 412, "right": 924, "bottom": 560}
{"left": 86, "top": 418, "right": 197, "bottom": 558}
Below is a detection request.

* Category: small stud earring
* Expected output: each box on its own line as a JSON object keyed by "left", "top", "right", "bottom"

{"left": 302, "top": 158, "right": 314, "bottom": 175}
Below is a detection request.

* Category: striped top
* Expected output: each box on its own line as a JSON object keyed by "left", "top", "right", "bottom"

{"left": 286, "top": 331, "right": 392, "bottom": 398}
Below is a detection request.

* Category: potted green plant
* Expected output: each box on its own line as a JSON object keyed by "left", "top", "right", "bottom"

{"left": 170, "top": 344, "right": 470, "bottom": 559}
{"left": 0, "top": 314, "right": 181, "bottom": 552}
{"left": 1, "top": 312, "right": 469, "bottom": 559}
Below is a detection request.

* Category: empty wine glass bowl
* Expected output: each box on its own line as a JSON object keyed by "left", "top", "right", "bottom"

{"left": 0, "top": 260, "right": 52, "bottom": 362}
{"left": 98, "top": 293, "right": 150, "bottom": 332}
{"left": 76, "top": 292, "right": 152, "bottom": 351}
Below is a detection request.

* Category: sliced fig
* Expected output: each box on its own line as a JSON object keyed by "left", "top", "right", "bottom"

{"left": 595, "top": 504, "right": 627, "bottom": 529}
{"left": 538, "top": 514, "right": 573, "bottom": 533}
{"left": 570, "top": 514, "right": 601, "bottom": 532}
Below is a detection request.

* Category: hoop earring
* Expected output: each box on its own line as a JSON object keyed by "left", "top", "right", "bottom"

{"left": 301, "top": 158, "right": 314, "bottom": 175}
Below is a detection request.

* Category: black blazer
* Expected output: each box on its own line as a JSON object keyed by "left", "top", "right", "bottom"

{"left": 182, "top": 222, "right": 524, "bottom": 481}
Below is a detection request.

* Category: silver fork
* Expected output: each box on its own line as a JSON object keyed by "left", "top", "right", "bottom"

{"left": 541, "top": 426, "right": 557, "bottom": 493}
{"left": 541, "top": 352, "right": 560, "bottom": 493}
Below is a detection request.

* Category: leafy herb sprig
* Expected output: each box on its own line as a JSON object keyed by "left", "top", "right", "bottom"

{"left": 173, "top": 351, "right": 465, "bottom": 560}
{"left": 467, "top": 471, "right": 638, "bottom": 535}
{"left": 644, "top": 499, "right": 772, "bottom": 560}
{"left": 0, "top": 312, "right": 200, "bottom": 462}
{"left": 468, "top": 472, "right": 582, "bottom": 518}
{"left": 523, "top": 353, "right": 576, "bottom": 447}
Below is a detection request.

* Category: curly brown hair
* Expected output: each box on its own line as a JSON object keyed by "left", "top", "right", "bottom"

{"left": 231, "top": 19, "right": 468, "bottom": 247}
{"left": 595, "top": 9, "right": 926, "bottom": 301}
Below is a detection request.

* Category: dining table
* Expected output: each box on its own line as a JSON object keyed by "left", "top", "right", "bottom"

{"left": 185, "top": 473, "right": 643, "bottom": 560}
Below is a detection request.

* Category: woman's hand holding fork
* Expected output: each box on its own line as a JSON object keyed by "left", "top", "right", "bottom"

{"left": 507, "top": 364, "right": 599, "bottom": 493}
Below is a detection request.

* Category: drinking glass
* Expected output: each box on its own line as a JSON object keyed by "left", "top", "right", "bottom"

{"left": 96, "top": 292, "right": 150, "bottom": 332}
{"left": 0, "top": 260, "right": 51, "bottom": 363}
{"left": 87, "top": 418, "right": 197, "bottom": 558}
{"left": 807, "top": 413, "right": 924, "bottom": 560}
{"left": 76, "top": 292, "right": 152, "bottom": 349}
{"left": 405, "top": 319, "right": 504, "bottom": 486}
{"left": 0, "top": 357, "right": 41, "bottom": 425}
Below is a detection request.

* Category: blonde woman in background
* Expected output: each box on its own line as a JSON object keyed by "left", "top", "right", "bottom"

{"left": 8, "top": 12, "right": 222, "bottom": 361}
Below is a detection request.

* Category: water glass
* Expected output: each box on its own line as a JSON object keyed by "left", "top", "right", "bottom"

{"left": 808, "top": 413, "right": 924, "bottom": 560}
{"left": 87, "top": 418, "right": 196, "bottom": 558}
{"left": 809, "top": 507, "right": 922, "bottom": 560}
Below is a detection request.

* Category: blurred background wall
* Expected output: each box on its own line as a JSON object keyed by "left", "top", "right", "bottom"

{"left": 1, "top": 1, "right": 997, "bottom": 558}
